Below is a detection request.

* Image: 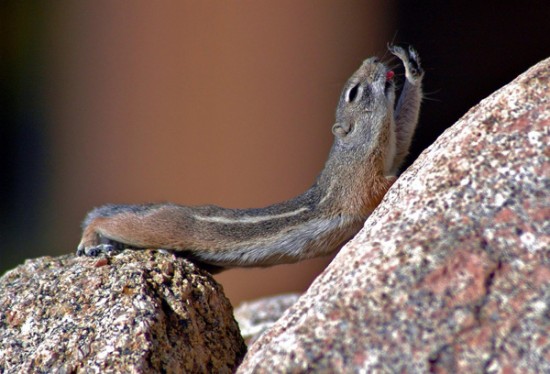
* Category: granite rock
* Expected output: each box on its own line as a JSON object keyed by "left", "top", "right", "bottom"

{"left": 238, "top": 58, "right": 550, "bottom": 373}
{"left": 0, "top": 250, "right": 246, "bottom": 373}
{"left": 234, "top": 293, "right": 300, "bottom": 344}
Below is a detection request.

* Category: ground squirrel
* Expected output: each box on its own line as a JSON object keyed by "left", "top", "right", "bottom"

{"left": 77, "top": 45, "right": 424, "bottom": 273}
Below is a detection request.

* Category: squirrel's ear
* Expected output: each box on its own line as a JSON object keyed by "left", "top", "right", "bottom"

{"left": 332, "top": 122, "right": 352, "bottom": 138}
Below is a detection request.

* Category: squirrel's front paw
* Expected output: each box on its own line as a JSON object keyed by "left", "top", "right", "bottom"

{"left": 388, "top": 44, "right": 424, "bottom": 81}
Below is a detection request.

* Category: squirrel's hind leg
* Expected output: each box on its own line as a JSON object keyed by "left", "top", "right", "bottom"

{"left": 76, "top": 216, "right": 129, "bottom": 256}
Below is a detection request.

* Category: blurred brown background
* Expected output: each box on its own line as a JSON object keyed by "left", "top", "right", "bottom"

{"left": 2, "top": 1, "right": 549, "bottom": 305}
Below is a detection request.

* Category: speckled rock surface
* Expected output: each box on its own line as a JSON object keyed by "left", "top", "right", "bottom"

{"left": 234, "top": 293, "right": 300, "bottom": 343}
{"left": 238, "top": 58, "right": 549, "bottom": 373}
{"left": 0, "top": 250, "right": 246, "bottom": 373}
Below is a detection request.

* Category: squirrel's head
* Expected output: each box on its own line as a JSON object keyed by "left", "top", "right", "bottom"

{"left": 332, "top": 57, "right": 396, "bottom": 147}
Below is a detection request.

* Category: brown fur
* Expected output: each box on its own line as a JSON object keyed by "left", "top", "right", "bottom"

{"left": 77, "top": 45, "right": 423, "bottom": 271}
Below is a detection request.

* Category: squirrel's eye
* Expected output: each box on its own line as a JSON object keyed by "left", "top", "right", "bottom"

{"left": 346, "top": 84, "right": 361, "bottom": 102}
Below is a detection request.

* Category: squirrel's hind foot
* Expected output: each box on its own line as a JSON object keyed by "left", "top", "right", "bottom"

{"left": 76, "top": 240, "right": 126, "bottom": 257}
